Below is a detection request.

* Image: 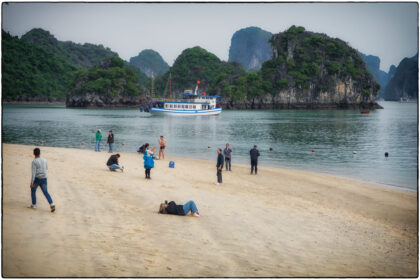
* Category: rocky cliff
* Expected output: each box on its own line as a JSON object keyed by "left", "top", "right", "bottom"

{"left": 228, "top": 26, "right": 273, "bottom": 72}
{"left": 383, "top": 54, "right": 418, "bottom": 101}
{"left": 246, "top": 26, "right": 381, "bottom": 109}
{"left": 129, "top": 49, "right": 170, "bottom": 77}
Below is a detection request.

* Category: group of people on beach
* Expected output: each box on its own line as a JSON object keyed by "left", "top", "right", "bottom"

{"left": 28, "top": 131, "right": 260, "bottom": 218}
{"left": 94, "top": 129, "right": 115, "bottom": 153}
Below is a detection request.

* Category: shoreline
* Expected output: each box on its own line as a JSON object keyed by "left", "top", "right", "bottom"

{"left": 2, "top": 143, "right": 417, "bottom": 277}
{"left": 4, "top": 142, "right": 416, "bottom": 193}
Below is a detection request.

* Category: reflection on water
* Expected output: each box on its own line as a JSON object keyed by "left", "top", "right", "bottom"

{"left": 2, "top": 102, "right": 418, "bottom": 190}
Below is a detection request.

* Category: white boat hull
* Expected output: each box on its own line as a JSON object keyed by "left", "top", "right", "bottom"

{"left": 149, "top": 107, "right": 222, "bottom": 116}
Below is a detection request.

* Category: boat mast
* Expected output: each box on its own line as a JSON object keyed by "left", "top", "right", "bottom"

{"left": 151, "top": 72, "right": 154, "bottom": 98}
{"left": 169, "top": 72, "right": 172, "bottom": 99}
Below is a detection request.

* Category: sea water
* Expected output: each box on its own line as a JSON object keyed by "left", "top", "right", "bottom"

{"left": 2, "top": 102, "right": 417, "bottom": 190}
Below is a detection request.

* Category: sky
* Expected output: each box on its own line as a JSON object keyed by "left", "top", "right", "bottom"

{"left": 2, "top": 2, "right": 418, "bottom": 71}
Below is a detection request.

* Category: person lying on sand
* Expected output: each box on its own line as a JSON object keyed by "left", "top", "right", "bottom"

{"left": 159, "top": 200, "right": 200, "bottom": 217}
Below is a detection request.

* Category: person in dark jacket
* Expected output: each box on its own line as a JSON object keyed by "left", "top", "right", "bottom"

{"left": 223, "top": 143, "right": 232, "bottom": 171}
{"left": 250, "top": 145, "right": 260, "bottom": 175}
{"left": 158, "top": 200, "right": 200, "bottom": 217}
{"left": 106, "top": 154, "right": 124, "bottom": 172}
{"left": 216, "top": 148, "right": 224, "bottom": 184}
{"left": 107, "top": 130, "right": 114, "bottom": 153}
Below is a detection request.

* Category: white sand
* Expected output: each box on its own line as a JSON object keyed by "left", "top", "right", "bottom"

{"left": 2, "top": 144, "right": 417, "bottom": 277}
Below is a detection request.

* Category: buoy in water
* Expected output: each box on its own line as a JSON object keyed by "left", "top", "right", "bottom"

{"left": 122, "top": 142, "right": 125, "bottom": 146}
{"left": 208, "top": 146, "right": 211, "bottom": 149}
{"left": 353, "top": 151, "right": 357, "bottom": 154}
{"left": 385, "top": 152, "right": 389, "bottom": 157}
{"left": 312, "top": 149, "right": 315, "bottom": 153}
{"left": 269, "top": 146, "right": 273, "bottom": 151}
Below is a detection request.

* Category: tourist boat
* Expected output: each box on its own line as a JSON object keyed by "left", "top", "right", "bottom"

{"left": 149, "top": 80, "right": 222, "bottom": 116}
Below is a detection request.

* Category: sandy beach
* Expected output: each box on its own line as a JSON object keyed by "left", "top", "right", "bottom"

{"left": 2, "top": 143, "right": 417, "bottom": 277}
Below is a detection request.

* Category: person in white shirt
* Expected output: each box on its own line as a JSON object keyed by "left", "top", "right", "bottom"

{"left": 28, "top": 148, "right": 55, "bottom": 212}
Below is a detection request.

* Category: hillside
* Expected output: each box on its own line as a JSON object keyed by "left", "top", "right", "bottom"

{"left": 228, "top": 26, "right": 273, "bottom": 71}
{"left": 383, "top": 54, "right": 418, "bottom": 101}
{"left": 154, "top": 46, "right": 245, "bottom": 98}
{"left": 2, "top": 30, "right": 77, "bottom": 102}
{"left": 66, "top": 55, "right": 150, "bottom": 107}
{"left": 21, "top": 28, "right": 116, "bottom": 68}
{"left": 129, "top": 49, "right": 169, "bottom": 77}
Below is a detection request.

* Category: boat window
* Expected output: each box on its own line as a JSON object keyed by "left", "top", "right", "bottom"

{"left": 193, "top": 105, "right": 196, "bottom": 109}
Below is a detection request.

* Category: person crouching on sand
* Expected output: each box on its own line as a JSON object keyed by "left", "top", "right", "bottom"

{"left": 159, "top": 200, "right": 200, "bottom": 217}
{"left": 143, "top": 143, "right": 156, "bottom": 179}
{"left": 28, "top": 148, "right": 55, "bottom": 212}
{"left": 106, "top": 153, "right": 124, "bottom": 172}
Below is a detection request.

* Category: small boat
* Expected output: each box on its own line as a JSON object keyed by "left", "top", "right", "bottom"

{"left": 149, "top": 80, "right": 222, "bottom": 116}
{"left": 360, "top": 110, "right": 370, "bottom": 114}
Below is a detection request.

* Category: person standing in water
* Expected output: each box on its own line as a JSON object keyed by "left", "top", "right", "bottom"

{"left": 216, "top": 148, "right": 224, "bottom": 185}
{"left": 95, "top": 129, "right": 102, "bottom": 152}
{"left": 158, "top": 136, "right": 166, "bottom": 160}
{"left": 107, "top": 130, "right": 114, "bottom": 153}
{"left": 28, "top": 148, "right": 55, "bottom": 212}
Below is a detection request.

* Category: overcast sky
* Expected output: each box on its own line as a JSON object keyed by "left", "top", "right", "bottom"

{"left": 2, "top": 2, "right": 418, "bottom": 71}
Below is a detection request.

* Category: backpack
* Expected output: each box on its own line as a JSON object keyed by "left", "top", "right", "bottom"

{"left": 137, "top": 144, "right": 146, "bottom": 153}
{"left": 169, "top": 161, "right": 175, "bottom": 168}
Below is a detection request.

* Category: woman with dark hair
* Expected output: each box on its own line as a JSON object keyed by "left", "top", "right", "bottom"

{"left": 143, "top": 143, "right": 156, "bottom": 179}
{"left": 159, "top": 200, "right": 200, "bottom": 217}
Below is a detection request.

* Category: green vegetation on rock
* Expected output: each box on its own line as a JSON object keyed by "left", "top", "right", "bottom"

{"left": 21, "top": 28, "right": 116, "bottom": 68}
{"left": 71, "top": 55, "right": 146, "bottom": 97}
{"left": 2, "top": 30, "right": 77, "bottom": 101}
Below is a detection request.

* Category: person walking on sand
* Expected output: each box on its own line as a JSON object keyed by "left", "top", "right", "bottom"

{"left": 158, "top": 136, "right": 166, "bottom": 160}
{"left": 106, "top": 153, "right": 124, "bottom": 172}
{"left": 159, "top": 200, "right": 200, "bottom": 217}
{"left": 28, "top": 148, "right": 55, "bottom": 212}
{"left": 216, "top": 148, "right": 224, "bottom": 185}
{"left": 95, "top": 129, "right": 102, "bottom": 152}
{"left": 107, "top": 130, "right": 114, "bottom": 153}
{"left": 143, "top": 143, "right": 156, "bottom": 179}
{"left": 250, "top": 145, "right": 260, "bottom": 175}
{"left": 223, "top": 143, "right": 232, "bottom": 171}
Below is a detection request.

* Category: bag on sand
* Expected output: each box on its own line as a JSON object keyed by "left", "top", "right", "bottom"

{"left": 169, "top": 161, "right": 175, "bottom": 168}
{"left": 144, "top": 155, "right": 154, "bottom": 169}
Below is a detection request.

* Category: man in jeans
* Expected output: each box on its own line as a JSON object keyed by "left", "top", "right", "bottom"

{"left": 28, "top": 148, "right": 55, "bottom": 212}
{"left": 106, "top": 154, "right": 124, "bottom": 172}
{"left": 223, "top": 143, "right": 232, "bottom": 171}
{"left": 250, "top": 145, "right": 260, "bottom": 175}
{"left": 216, "top": 148, "right": 224, "bottom": 185}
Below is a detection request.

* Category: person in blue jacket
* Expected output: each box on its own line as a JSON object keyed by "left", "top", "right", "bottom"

{"left": 143, "top": 143, "right": 156, "bottom": 179}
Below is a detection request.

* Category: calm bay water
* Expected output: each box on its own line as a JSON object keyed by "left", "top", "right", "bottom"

{"left": 2, "top": 102, "right": 418, "bottom": 190}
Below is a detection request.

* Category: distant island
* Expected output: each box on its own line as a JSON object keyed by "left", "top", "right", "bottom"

{"left": 3, "top": 26, "right": 416, "bottom": 108}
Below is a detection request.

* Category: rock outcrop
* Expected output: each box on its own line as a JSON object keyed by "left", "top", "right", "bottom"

{"left": 129, "top": 49, "right": 170, "bottom": 77}
{"left": 383, "top": 54, "right": 418, "bottom": 101}
{"left": 228, "top": 26, "right": 273, "bottom": 71}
